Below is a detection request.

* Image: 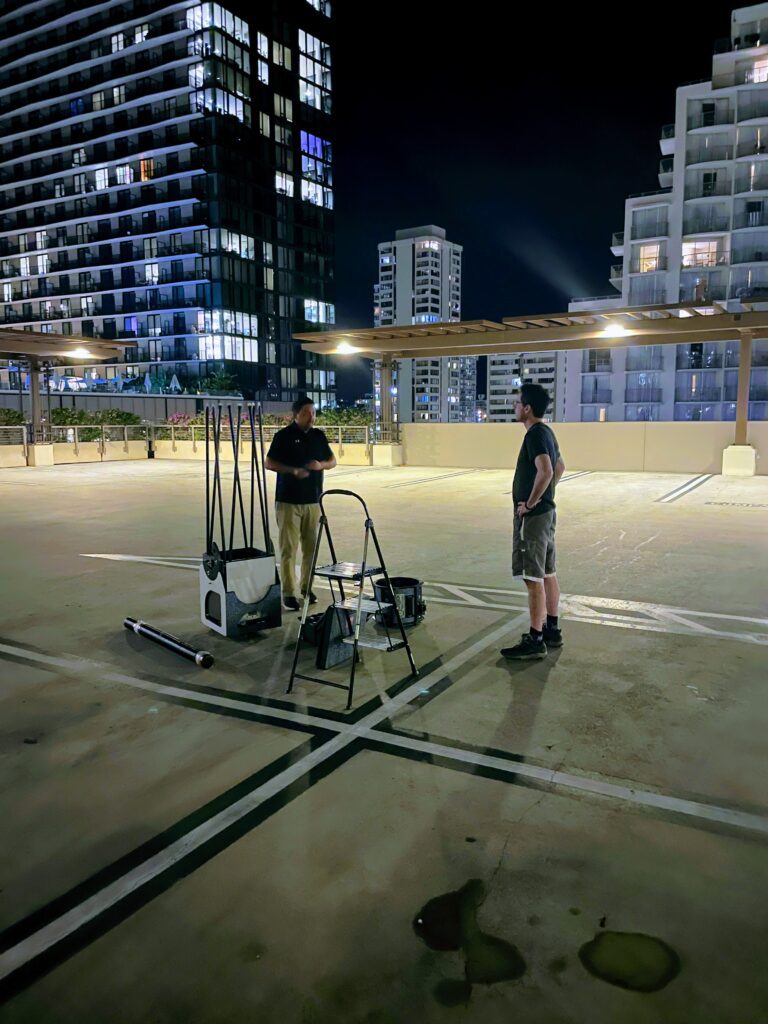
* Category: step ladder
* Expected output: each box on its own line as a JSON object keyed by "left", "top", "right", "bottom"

{"left": 287, "top": 489, "right": 418, "bottom": 709}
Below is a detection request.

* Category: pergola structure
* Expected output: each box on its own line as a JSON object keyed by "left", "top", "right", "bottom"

{"left": 295, "top": 301, "right": 766, "bottom": 450}
{"left": 0, "top": 328, "right": 132, "bottom": 440}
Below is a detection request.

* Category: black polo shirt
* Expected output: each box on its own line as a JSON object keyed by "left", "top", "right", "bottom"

{"left": 267, "top": 421, "right": 333, "bottom": 504}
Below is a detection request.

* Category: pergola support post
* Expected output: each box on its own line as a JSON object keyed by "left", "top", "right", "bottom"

{"left": 722, "top": 329, "right": 757, "bottom": 477}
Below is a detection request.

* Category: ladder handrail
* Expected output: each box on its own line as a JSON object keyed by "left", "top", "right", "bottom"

{"left": 319, "top": 488, "right": 372, "bottom": 520}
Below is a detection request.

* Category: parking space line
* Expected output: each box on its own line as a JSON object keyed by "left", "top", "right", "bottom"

{"left": 657, "top": 474, "right": 713, "bottom": 503}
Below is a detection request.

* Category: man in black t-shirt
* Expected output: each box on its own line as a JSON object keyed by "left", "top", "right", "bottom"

{"left": 501, "top": 383, "right": 566, "bottom": 661}
{"left": 265, "top": 397, "right": 336, "bottom": 611}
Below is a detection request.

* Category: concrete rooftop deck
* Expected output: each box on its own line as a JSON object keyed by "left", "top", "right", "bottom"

{"left": 1, "top": 461, "right": 767, "bottom": 1022}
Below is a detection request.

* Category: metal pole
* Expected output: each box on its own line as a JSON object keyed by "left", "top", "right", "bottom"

{"left": 205, "top": 406, "right": 211, "bottom": 552}
{"left": 44, "top": 363, "right": 52, "bottom": 441}
{"left": 735, "top": 329, "right": 753, "bottom": 446}
{"left": 29, "top": 362, "right": 43, "bottom": 443}
{"left": 257, "top": 403, "right": 273, "bottom": 554}
{"left": 380, "top": 354, "right": 393, "bottom": 427}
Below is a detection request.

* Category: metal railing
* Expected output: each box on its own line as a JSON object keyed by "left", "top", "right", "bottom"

{"left": 630, "top": 221, "right": 669, "bottom": 239}
{"left": 625, "top": 388, "right": 663, "bottom": 403}
{"left": 686, "top": 145, "right": 733, "bottom": 164}
{"left": 0, "top": 425, "right": 26, "bottom": 450}
{"left": 684, "top": 182, "right": 731, "bottom": 200}
{"left": 684, "top": 215, "right": 731, "bottom": 233}
{"left": 581, "top": 389, "right": 612, "bottom": 404}
{"left": 48, "top": 424, "right": 150, "bottom": 452}
{"left": 149, "top": 422, "right": 398, "bottom": 452}
{"left": 681, "top": 251, "right": 730, "bottom": 268}
{"left": 611, "top": 231, "right": 624, "bottom": 247}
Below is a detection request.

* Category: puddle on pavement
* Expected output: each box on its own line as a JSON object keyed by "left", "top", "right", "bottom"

{"left": 413, "top": 879, "right": 526, "bottom": 1002}
{"left": 578, "top": 930, "right": 681, "bottom": 992}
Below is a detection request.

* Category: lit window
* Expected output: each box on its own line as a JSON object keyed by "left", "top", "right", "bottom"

{"left": 749, "top": 59, "right": 768, "bottom": 84}
{"left": 637, "top": 243, "right": 660, "bottom": 273}
{"left": 116, "top": 164, "right": 134, "bottom": 185}
{"left": 20, "top": 257, "right": 30, "bottom": 277}
{"left": 275, "top": 172, "right": 294, "bottom": 196}
{"left": 306, "top": 0, "right": 332, "bottom": 14}
{"left": 111, "top": 32, "right": 125, "bottom": 53}
{"left": 3, "top": 283, "right": 11, "bottom": 302}
{"left": 38, "top": 254, "right": 49, "bottom": 274}
{"left": 189, "top": 63, "right": 205, "bottom": 89}
{"left": 35, "top": 230, "right": 48, "bottom": 249}
{"left": 145, "top": 263, "right": 159, "bottom": 285}
{"left": 257, "top": 32, "right": 269, "bottom": 58}
{"left": 134, "top": 23, "right": 149, "bottom": 44}
{"left": 258, "top": 60, "right": 269, "bottom": 84}
{"left": 93, "top": 90, "right": 106, "bottom": 111}
{"left": 682, "top": 239, "right": 720, "bottom": 268}
{"left": 273, "top": 94, "right": 293, "bottom": 121}
{"left": 72, "top": 149, "right": 87, "bottom": 166}
{"left": 95, "top": 167, "right": 109, "bottom": 190}
{"left": 113, "top": 84, "right": 126, "bottom": 106}
{"left": 259, "top": 112, "right": 270, "bottom": 137}
{"left": 140, "top": 159, "right": 155, "bottom": 181}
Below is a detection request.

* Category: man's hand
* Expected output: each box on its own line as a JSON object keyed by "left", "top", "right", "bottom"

{"left": 516, "top": 501, "right": 532, "bottom": 518}
{"left": 304, "top": 460, "right": 323, "bottom": 472}
{"left": 293, "top": 467, "right": 310, "bottom": 479}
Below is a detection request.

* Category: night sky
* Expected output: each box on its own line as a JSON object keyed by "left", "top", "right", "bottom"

{"left": 330, "top": 0, "right": 738, "bottom": 402}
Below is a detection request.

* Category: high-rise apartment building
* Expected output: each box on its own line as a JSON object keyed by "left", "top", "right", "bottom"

{"left": 0, "top": 0, "right": 336, "bottom": 407}
{"left": 373, "top": 224, "right": 477, "bottom": 422}
{"left": 565, "top": 3, "right": 768, "bottom": 423}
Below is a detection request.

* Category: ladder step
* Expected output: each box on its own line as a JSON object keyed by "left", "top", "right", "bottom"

{"left": 315, "top": 561, "right": 382, "bottom": 581}
{"left": 342, "top": 636, "right": 406, "bottom": 652}
{"left": 334, "top": 598, "right": 392, "bottom": 613}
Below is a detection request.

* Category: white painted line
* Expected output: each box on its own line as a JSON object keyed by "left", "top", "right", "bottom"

{"left": 79, "top": 555, "right": 768, "bottom": 644}
{"left": 658, "top": 474, "right": 713, "bottom": 504}
{"left": 0, "top": 617, "right": 518, "bottom": 983}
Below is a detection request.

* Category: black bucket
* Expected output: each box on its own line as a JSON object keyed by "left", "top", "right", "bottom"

{"left": 372, "top": 576, "right": 426, "bottom": 627}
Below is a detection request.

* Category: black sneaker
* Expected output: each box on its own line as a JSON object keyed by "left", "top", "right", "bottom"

{"left": 543, "top": 625, "right": 563, "bottom": 648}
{"left": 501, "top": 633, "right": 548, "bottom": 660}
{"left": 283, "top": 596, "right": 300, "bottom": 611}
{"left": 302, "top": 591, "right": 318, "bottom": 605}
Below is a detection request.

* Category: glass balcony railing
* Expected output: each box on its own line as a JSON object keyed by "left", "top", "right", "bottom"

{"left": 581, "top": 388, "right": 612, "bottom": 404}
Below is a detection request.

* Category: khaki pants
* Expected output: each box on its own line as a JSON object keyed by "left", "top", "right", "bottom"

{"left": 275, "top": 502, "right": 321, "bottom": 598}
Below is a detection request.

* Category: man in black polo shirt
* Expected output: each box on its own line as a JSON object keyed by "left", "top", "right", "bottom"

{"left": 265, "top": 397, "right": 336, "bottom": 611}
{"left": 501, "top": 383, "right": 565, "bottom": 661}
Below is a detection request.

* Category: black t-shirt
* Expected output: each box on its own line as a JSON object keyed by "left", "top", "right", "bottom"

{"left": 267, "top": 421, "right": 333, "bottom": 504}
{"left": 512, "top": 422, "right": 560, "bottom": 516}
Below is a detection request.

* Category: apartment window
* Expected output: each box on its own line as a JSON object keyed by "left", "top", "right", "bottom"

{"left": 145, "top": 263, "right": 159, "bottom": 285}
{"left": 275, "top": 172, "right": 294, "bottom": 196}
{"left": 144, "top": 237, "right": 158, "bottom": 258}
{"left": 95, "top": 167, "right": 109, "bottom": 190}
{"left": 140, "top": 159, "right": 155, "bottom": 182}
{"left": 19, "top": 256, "right": 30, "bottom": 277}
{"left": 73, "top": 172, "right": 86, "bottom": 193}
{"left": 69, "top": 97, "right": 85, "bottom": 116}
{"left": 93, "top": 90, "right": 106, "bottom": 111}
{"left": 82, "top": 295, "right": 94, "bottom": 314}
{"left": 111, "top": 32, "right": 126, "bottom": 53}
{"left": 3, "top": 284, "right": 11, "bottom": 302}
{"left": 273, "top": 95, "right": 293, "bottom": 121}
{"left": 113, "top": 85, "right": 126, "bottom": 106}
{"left": 189, "top": 63, "right": 205, "bottom": 89}
{"left": 257, "top": 32, "right": 269, "bottom": 57}
{"left": 124, "top": 315, "right": 138, "bottom": 335}
{"left": 134, "top": 23, "right": 149, "bottom": 44}
{"left": 35, "top": 230, "right": 47, "bottom": 250}
{"left": 748, "top": 59, "right": 768, "bottom": 84}
{"left": 682, "top": 240, "right": 721, "bottom": 268}
{"left": 257, "top": 60, "right": 269, "bottom": 84}
{"left": 259, "top": 112, "right": 270, "bottom": 136}
{"left": 116, "top": 164, "right": 134, "bottom": 185}
{"left": 54, "top": 179, "right": 65, "bottom": 198}
{"left": 273, "top": 42, "right": 291, "bottom": 69}
{"left": 72, "top": 149, "right": 87, "bottom": 166}
{"left": 638, "top": 243, "right": 660, "bottom": 273}
{"left": 38, "top": 253, "right": 49, "bottom": 274}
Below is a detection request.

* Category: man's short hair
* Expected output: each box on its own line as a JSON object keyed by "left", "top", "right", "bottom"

{"left": 292, "top": 396, "right": 314, "bottom": 415}
{"left": 519, "top": 383, "right": 549, "bottom": 418}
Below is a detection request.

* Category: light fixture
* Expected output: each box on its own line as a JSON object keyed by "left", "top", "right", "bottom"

{"left": 335, "top": 340, "right": 359, "bottom": 354}
{"left": 68, "top": 347, "right": 93, "bottom": 359}
{"left": 600, "top": 324, "right": 630, "bottom": 338}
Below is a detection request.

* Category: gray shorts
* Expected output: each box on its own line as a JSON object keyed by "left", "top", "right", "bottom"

{"left": 512, "top": 509, "right": 557, "bottom": 582}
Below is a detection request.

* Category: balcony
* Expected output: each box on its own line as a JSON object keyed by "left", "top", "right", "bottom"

{"left": 685, "top": 181, "right": 732, "bottom": 200}
{"left": 1, "top": 99, "right": 199, "bottom": 164}
{"left": 610, "top": 263, "right": 624, "bottom": 281}
{"left": 731, "top": 246, "right": 768, "bottom": 263}
{"left": 738, "top": 95, "right": 768, "bottom": 122}
{"left": 681, "top": 251, "right": 730, "bottom": 268}
{"left": 610, "top": 231, "right": 624, "bottom": 256}
{"left": 686, "top": 145, "right": 733, "bottom": 164}
{"left": 659, "top": 123, "right": 675, "bottom": 156}
{"left": 626, "top": 352, "right": 665, "bottom": 371}
{"left": 676, "top": 350, "right": 723, "bottom": 370}
{"left": 625, "top": 388, "right": 663, "bottom": 403}
{"left": 629, "top": 256, "right": 668, "bottom": 274}
{"left": 687, "top": 110, "right": 733, "bottom": 130}
{"left": 679, "top": 282, "right": 728, "bottom": 302}
{"left": 734, "top": 172, "right": 768, "bottom": 194}
{"left": 581, "top": 354, "right": 612, "bottom": 373}
{"left": 728, "top": 281, "right": 768, "bottom": 300}
{"left": 580, "top": 388, "right": 612, "bottom": 404}
{"left": 0, "top": 126, "right": 202, "bottom": 186}
{"left": 630, "top": 221, "right": 669, "bottom": 240}
{"left": 683, "top": 213, "right": 731, "bottom": 233}
{"left": 733, "top": 210, "right": 768, "bottom": 229}
{"left": 674, "top": 388, "right": 722, "bottom": 402}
